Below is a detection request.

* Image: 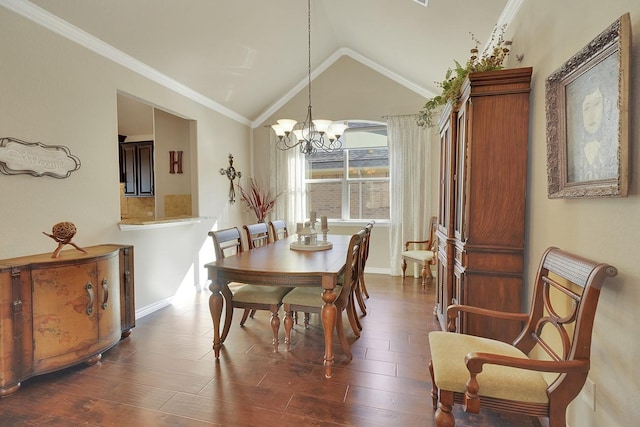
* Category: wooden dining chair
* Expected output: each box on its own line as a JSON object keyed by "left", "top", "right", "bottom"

{"left": 353, "top": 221, "right": 374, "bottom": 317}
{"left": 208, "top": 227, "right": 292, "bottom": 351}
{"left": 268, "top": 219, "right": 288, "bottom": 242}
{"left": 243, "top": 222, "right": 271, "bottom": 249}
{"left": 401, "top": 216, "right": 437, "bottom": 287}
{"left": 282, "top": 229, "right": 364, "bottom": 358}
{"left": 268, "top": 218, "right": 311, "bottom": 326}
{"left": 428, "top": 247, "right": 617, "bottom": 427}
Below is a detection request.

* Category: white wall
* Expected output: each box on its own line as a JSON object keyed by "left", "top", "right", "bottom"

{"left": 508, "top": 1, "right": 640, "bottom": 426}
{"left": 0, "top": 9, "right": 250, "bottom": 311}
{"left": 154, "top": 108, "right": 192, "bottom": 217}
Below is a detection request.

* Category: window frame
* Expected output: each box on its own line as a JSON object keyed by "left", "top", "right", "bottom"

{"left": 305, "top": 122, "right": 389, "bottom": 221}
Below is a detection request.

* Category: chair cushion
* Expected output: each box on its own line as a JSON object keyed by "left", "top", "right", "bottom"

{"left": 429, "top": 331, "right": 549, "bottom": 404}
{"left": 232, "top": 285, "right": 292, "bottom": 305}
{"left": 282, "top": 286, "right": 343, "bottom": 308}
{"left": 228, "top": 282, "right": 247, "bottom": 293}
{"left": 401, "top": 250, "right": 434, "bottom": 263}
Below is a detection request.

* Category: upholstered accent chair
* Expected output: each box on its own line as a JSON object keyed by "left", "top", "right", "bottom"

{"left": 428, "top": 247, "right": 617, "bottom": 427}
{"left": 208, "top": 227, "right": 291, "bottom": 351}
{"left": 401, "top": 216, "right": 437, "bottom": 286}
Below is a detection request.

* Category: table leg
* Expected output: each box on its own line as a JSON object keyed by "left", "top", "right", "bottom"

{"left": 220, "top": 285, "right": 233, "bottom": 342}
{"left": 321, "top": 287, "right": 337, "bottom": 378}
{"left": 208, "top": 280, "right": 224, "bottom": 359}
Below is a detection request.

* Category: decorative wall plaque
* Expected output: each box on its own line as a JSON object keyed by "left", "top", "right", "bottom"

{"left": 0, "top": 137, "right": 81, "bottom": 179}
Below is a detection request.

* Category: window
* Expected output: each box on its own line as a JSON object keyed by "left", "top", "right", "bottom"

{"left": 305, "top": 121, "right": 389, "bottom": 220}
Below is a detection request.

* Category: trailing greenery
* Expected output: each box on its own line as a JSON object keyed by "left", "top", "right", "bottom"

{"left": 418, "top": 26, "right": 511, "bottom": 127}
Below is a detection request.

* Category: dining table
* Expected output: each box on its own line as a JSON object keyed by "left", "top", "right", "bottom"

{"left": 204, "top": 233, "right": 353, "bottom": 379}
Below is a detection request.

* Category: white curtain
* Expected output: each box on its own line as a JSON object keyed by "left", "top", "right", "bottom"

{"left": 388, "top": 115, "right": 432, "bottom": 277}
{"left": 269, "top": 133, "right": 307, "bottom": 230}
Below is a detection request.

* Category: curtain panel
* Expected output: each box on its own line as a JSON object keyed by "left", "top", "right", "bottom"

{"left": 388, "top": 115, "right": 432, "bottom": 277}
{"left": 270, "top": 132, "right": 307, "bottom": 229}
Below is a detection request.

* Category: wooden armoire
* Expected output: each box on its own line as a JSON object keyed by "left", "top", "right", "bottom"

{"left": 435, "top": 67, "right": 532, "bottom": 343}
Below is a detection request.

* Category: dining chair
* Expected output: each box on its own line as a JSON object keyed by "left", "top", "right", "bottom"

{"left": 243, "top": 222, "right": 271, "bottom": 249}
{"left": 282, "top": 229, "right": 365, "bottom": 358}
{"left": 353, "top": 221, "right": 374, "bottom": 317}
{"left": 428, "top": 247, "right": 617, "bottom": 427}
{"left": 268, "top": 219, "right": 288, "bottom": 242}
{"left": 401, "top": 216, "right": 437, "bottom": 287}
{"left": 268, "top": 218, "right": 311, "bottom": 326}
{"left": 208, "top": 227, "right": 292, "bottom": 351}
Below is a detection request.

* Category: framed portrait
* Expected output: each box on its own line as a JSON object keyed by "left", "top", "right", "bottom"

{"left": 545, "top": 13, "right": 630, "bottom": 198}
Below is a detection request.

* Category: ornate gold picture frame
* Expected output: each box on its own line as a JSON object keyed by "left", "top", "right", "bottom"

{"left": 546, "top": 13, "right": 630, "bottom": 198}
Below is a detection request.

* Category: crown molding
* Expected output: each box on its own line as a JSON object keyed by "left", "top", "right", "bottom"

{"left": 251, "top": 47, "right": 435, "bottom": 128}
{"left": 0, "top": 0, "right": 251, "bottom": 126}
{"left": 2, "top": 0, "right": 521, "bottom": 130}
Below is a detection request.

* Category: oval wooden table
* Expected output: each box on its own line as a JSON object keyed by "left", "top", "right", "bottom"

{"left": 204, "top": 234, "right": 352, "bottom": 378}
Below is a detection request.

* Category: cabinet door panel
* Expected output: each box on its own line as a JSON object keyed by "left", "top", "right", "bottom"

{"left": 454, "top": 105, "right": 468, "bottom": 242}
{"left": 121, "top": 144, "right": 137, "bottom": 196}
{"left": 32, "top": 263, "right": 98, "bottom": 369}
{"left": 137, "top": 143, "right": 154, "bottom": 196}
{"left": 96, "top": 257, "right": 121, "bottom": 347}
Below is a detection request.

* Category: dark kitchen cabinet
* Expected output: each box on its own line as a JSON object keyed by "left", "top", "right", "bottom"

{"left": 120, "top": 141, "right": 154, "bottom": 196}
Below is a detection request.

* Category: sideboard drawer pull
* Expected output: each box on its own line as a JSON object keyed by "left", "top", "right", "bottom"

{"left": 85, "top": 282, "right": 94, "bottom": 315}
{"left": 101, "top": 278, "right": 109, "bottom": 310}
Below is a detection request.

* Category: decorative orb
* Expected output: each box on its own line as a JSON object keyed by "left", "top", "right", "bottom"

{"left": 51, "top": 221, "right": 77, "bottom": 242}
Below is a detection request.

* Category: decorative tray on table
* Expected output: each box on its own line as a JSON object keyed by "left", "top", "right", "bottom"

{"left": 289, "top": 241, "right": 333, "bottom": 251}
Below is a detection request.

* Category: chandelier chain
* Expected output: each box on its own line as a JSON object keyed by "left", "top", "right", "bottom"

{"left": 270, "top": 0, "right": 346, "bottom": 155}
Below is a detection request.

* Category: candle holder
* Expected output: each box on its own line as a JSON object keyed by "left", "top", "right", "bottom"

{"left": 321, "top": 229, "right": 329, "bottom": 242}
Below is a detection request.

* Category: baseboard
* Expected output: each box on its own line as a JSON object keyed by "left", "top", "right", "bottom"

{"left": 135, "top": 297, "right": 174, "bottom": 319}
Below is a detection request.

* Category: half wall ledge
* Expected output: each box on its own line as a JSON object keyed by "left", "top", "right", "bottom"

{"left": 118, "top": 216, "right": 206, "bottom": 231}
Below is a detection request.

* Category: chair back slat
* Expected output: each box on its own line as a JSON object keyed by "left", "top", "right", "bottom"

{"left": 515, "top": 247, "right": 617, "bottom": 364}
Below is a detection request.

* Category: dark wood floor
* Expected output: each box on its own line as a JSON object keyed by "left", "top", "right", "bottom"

{"left": 1, "top": 274, "right": 545, "bottom": 426}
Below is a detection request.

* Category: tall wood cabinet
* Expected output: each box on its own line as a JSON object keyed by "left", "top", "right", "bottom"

{"left": 435, "top": 67, "right": 532, "bottom": 343}
{"left": 0, "top": 245, "right": 135, "bottom": 396}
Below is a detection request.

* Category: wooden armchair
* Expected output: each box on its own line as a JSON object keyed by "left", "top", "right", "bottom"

{"left": 401, "top": 216, "right": 437, "bottom": 286}
{"left": 428, "top": 247, "right": 617, "bottom": 427}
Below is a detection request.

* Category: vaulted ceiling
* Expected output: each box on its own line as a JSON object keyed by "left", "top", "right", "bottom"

{"left": 11, "top": 0, "right": 517, "bottom": 127}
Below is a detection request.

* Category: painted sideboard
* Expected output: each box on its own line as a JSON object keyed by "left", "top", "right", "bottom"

{"left": 0, "top": 244, "right": 134, "bottom": 397}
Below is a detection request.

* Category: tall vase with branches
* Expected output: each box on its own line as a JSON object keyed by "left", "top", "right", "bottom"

{"left": 237, "top": 178, "right": 281, "bottom": 223}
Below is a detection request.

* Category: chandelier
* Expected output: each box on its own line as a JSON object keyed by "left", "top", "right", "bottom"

{"left": 270, "top": 0, "right": 347, "bottom": 155}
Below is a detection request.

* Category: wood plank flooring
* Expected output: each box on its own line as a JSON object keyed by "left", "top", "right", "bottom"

{"left": 0, "top": 274, "right": 545, "bottom": 426}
